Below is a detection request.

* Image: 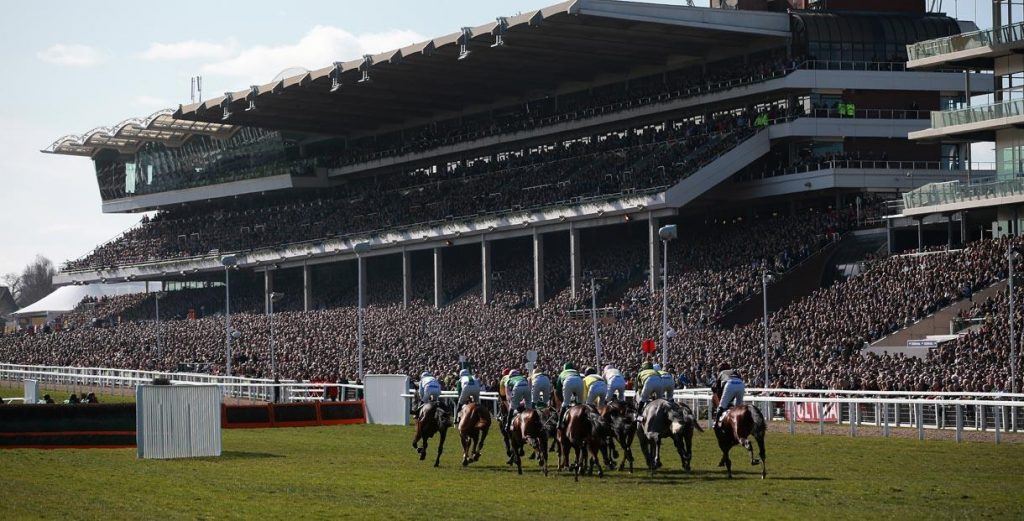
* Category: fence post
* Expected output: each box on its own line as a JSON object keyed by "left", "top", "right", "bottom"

{"left": 850, "top": 403, "right": 857, "bottom": 437}
{"left": 788, "top": 401, "right": 796, "bottom": 435}
{"left": 817, "top": 401, "right": 824, "bottom": 435}
{"left": 995, "top": 406, "right": 1002, "bottom": 445}
{"left": 916, "top": 403, "right": 924, "bottom": 441}
{"left": 883, "top": 402, "right": 890, "bottom": 437}
{"left": 955, "top": 404, "right": 963, "bottom": 443}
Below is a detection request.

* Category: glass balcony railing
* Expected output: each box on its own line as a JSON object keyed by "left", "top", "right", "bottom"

{"left": 929, "top": 98, "right": 1024, "bottom": 129}
{"left": 902, "top": 177, "right": 1024, "bottom": 210}
{"left": 907, "top": 21, "right": 1024, "bottom": 61}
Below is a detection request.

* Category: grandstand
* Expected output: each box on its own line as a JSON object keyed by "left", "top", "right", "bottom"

{"left": 5, "top": 0, "right": 1019, "bottom": 395}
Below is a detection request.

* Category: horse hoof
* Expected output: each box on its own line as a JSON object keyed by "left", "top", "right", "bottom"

{"left": 462, "top": 459, "right": 469, "bottom": 467}
{"left": 434, "top": 462, "right": 440, "bottom": 468}
{"left": 751, "top": 459, "right": 761, "bottom": 466}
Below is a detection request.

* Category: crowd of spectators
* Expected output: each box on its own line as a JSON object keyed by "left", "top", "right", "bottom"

{"left": 9, "top": 205, "right": 1020, "bottom": 394}
{"left": 66, "top": 109, "right": 767, "bottom": 271}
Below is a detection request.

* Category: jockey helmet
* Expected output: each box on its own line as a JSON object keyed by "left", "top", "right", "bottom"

{"left": 563, "top": 362, "right": 575, "bottom": 371}
{"left": 421, "top": 371, "right": 433, "bottom": 379}
{"left": 719, "top": 362, "right": 732, "bottom": 372}
{"left": 459, "top": 369, "right": 470, "bottom": 377}
{"left": 652, "top": 363, "right": 662, "bottom": 371}
{"left": 509, "top": 369, "right": 521, "bottom": 377}
{"left": 584, "top": 366, "right": 596, "bottom": 376}
{"left": 641, "top": 361, "right": 653, "bottom": 371}
{"left": 502, "top": 368, "right": 510, "bottom": 376}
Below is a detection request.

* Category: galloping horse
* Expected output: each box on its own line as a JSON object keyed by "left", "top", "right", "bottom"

{"left": 637, "top": 398, "right": 702, "bottom": 476}
{"left": 412, "top": 400, "right": 452, "bottom": 467}
{"left": 557, "top": 404, "right": 603, "bottom": 481}
{"left": 508, "top": 408, "right": 549, "bottom": 475}
{"left": 711, "top": 380, "right": 767, "bottom": 479}
{"left": 457, "top": 400, "right": 491, "bottom": 467}
{"left": 598, "top": 399, "right": 637, "bottom": 473}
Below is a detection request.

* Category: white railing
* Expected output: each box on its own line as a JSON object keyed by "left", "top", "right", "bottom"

{"left": 0, "top": 363, "right": 363, "bottom": 403}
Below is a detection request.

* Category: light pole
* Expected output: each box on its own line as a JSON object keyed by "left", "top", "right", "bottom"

{"left": 762, "top": 267, "right": 775, "bottom": 388}
{"left": 221, "top": 254, "right": 238, "bottom": 376}
{"left": 589, "top": 275, "right": 605, "bottom": 369}
{"left": 354, "top": 242, "right": 371, "bottom": 380}
{"left": 268, "top": 291, "right": 284, "bottom": 380}
{"left": 154, "top": 290, "right": 165, "bottom": 361}
{"left": 1008, "top": 244, "right": 1020, "bottom": 431}
{"left": 658, "top": 224, "right": 678, "bottom": 367}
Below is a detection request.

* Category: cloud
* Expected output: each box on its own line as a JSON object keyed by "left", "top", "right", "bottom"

{"left": 37, "top": 44, "right": 105, "bottom": 67}
{"left": 139, "top": 39, "right": 238, "bottom": 61}
{"left": 200, "top": 26, "right": 424, "bottom": 85}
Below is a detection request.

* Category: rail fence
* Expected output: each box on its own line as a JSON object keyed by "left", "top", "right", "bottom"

{"left": 3, "top": 364, "right": 1020, "bottom": 442}
{"left": 0, "top": 363, "right": 362, "bottom": 403}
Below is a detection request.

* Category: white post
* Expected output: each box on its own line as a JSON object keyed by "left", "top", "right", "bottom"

{"left": 154, "top": 293, "right": 161, "bottom": 360}
{"left": 661, "top": 239, "right": 669, "bottom": 367}
{"left": 591, "top": 277, "right": 601, "bottom": 369}
{"left": 955, "top": 405, "right": 963, "bottom": 443}
{"left": 916, "top": 403, "right": 924, "bottom": 441}
{"left": 269, "top": 296, "right": 277, "bottom": 380}
{"left": 225, "top": 267, "right": 232, "bottom": 377}
{"left": 762, "top": 268, "right": 770, "bottom": 388}
{"left": 357, "top": 254, "right": 365, "bottom": 380}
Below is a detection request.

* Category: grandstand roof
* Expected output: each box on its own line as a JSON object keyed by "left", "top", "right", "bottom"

{"left": 172, "top": 0, "right": 790, "bottom": 135}
{"left": 42, "top": 109, "right": 237, "bottom": 157}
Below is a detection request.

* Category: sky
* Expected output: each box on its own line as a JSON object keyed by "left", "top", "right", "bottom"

{"left": 0, "top": 1, "right": 996, "bottom": 276}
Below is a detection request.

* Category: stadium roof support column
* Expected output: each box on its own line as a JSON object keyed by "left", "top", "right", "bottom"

{"left": 570, "top": 225, "right": 581, "bottom": 301}
{"left": 947, "top": 214, "right": 954, "bottom": 250}
{"left": 481, "top": 239, "right": 492, "bottom": 305}
{"left": 357, "top": 256, "right": 367, "bottom": 312}
{"left": 648, "top": 214, "right": 660, "bottom": 293}
{"left": 402, "top": 250, "right": 412, "bottom": 309}
{"left": 917, "top": 218, "right": 924, "bottom": 253}
{"left": 303, "top": 263, "right": 312, "bottom": 312}
{"left": 264, "top": 270, "right": 274, "bottom": 315}
{"left": 534, "top": 230, "right": 545, "bottom": 309}
{"left": 434, "top": 247, "right": 444, "bottom": 309}
{"left": 961, "top": 211, "right": 968, "bottom": 246}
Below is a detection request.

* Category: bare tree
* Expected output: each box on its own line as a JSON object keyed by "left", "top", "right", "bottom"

{"left": 11, "top": 256, "right": 56, "bottom": 308}
{"left": 1, "top": 272, "right": 22, "bottom": 303}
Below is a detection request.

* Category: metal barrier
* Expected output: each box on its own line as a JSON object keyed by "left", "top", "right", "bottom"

{"left": 0, "top": 363, "right": 362, "bottom": 404}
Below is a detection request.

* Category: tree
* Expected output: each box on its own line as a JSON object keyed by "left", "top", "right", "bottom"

{"left": 9, "top": 256, "right": 56, "bottom": 308}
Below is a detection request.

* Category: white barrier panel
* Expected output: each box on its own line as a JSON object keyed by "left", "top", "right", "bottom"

{"left": 136, "top": 385, "right": 222, "bottom": 459}
{"left": 364, "top": 374, "right": 409, "bottom": 425}
{"left": 24, "top": 379, "right": 39, "bottom": 404}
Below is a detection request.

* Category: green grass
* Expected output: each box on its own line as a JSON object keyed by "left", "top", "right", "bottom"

{"left": 0, "top": 424, "right": 1021, "bottom": 520}
{"left": 0, "top": 386, "right": 135, "bottom": 404}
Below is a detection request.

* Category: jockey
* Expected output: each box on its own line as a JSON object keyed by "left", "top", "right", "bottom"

{"left": 530, "top": 368, "right": 553, "bottom": 408}
{"left": 658, "top": 364, "right": 676, "bottom": 401}
{"left": 636, "top": 362, "right": 660, "bottom": 411}
{"left": 603, "top": 364, "right": 626, "bottom": 402}
{"left": 498, "top": 368, "right": 511, "bottom": 405}
{"left": 505, "top": 369, "right": 532, "bottom": 432}
{"left": 715, "top": 362, "right": 746, "bottom": 427}
{"left": 455, "top": 368, "right": 481, "bottom": 423}
{"left": 556, "top": 362, "right": 583, "bottom": 429}
{"left": 582, "top": 367, "right": 607, "bottom": 407}
{"left": 416, "top": 371, "right": 442, "bottom": 416}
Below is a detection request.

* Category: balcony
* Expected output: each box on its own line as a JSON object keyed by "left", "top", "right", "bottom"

{"left": 901, "top": 176, "right": 1024, "bottom": 215}
{"left": 907, "top": 21, "right": 1024, "bottom": 67}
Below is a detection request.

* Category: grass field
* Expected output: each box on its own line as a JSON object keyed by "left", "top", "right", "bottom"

{"left": 0, "top": 386, "right": 135, "bottom": 404}
{"left": 1, "top": 423, "right": 1021, "bottom": 520}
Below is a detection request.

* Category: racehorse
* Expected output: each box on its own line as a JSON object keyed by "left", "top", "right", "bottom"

{"left": 412, "top": 400, "right": 452, "bottom": 467}
{"left": 637, "top": 398, "right": 702, "bottom": 477}
{"left": 598, "top": 399, "right": 637, "bottom": 473}
{"left": 508, "top": 408, "right": 549, "bottom": 476}
{"left": 557, "top": 404, "right": 603, "bottom": 481}
{"left": 710, "top": 380, "right": 767, "bottom": 479}
{"left": 457, "top": 400, "right": 491, "bottom": 467}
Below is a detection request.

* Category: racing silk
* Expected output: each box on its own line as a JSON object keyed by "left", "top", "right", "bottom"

{"left": 419, "top": 376, "right": 439, "bottom": 396}
{"left": 637, "top": 369, "right": 659, "bottom": 389}
{"left": 603, "top": 367, "right": 622, "bottom": 382}
{"left": 506, "top": 375, "right": 528, "bottom": 390}
{"left": 718, "top": 369, "right": 743, "bottom": 386}
{"left": 582, "top": 374, "right": 603, "bottom": 401}
{"left": 556, "top": 369, "right": 580, "bottom": 392}
{"left": 499, "top": 374, "right": 511, "bottom": 399}
{"left": 457, "top": 374, "right": 477, "bottom": 393}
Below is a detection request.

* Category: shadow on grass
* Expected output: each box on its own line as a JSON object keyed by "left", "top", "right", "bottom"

{"left": 219, "top": 451, "right": 285, "bottom": 460}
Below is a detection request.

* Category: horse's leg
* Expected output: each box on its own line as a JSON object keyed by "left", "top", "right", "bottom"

{"left": 514, "top": 439, "right": 523, "bottom": 475}
{"left": 477, "top": 423, "right": 489, "bottom": 459}
{"left": 590, "top": 441, "right": 604, "bottom": 478}
{"left": 434, "top": 428, "right": 446, "bottom": 467}
{"left": 460, "top": 431, "right": 470, "bottom": 467}
{"left": 540, "top": 433, "right": 549, "bottom": 476}
{"left": 754, "top": 430, "right": 767, "bottom": 479}
{"left": 420, "top": 436, "right": 428, "bottom": 461}
{"left": 572, "top": 443, "right": 582, "bottom": 482}
{"left": 653, "top": 435, "right": 663, "bottom": 470}
{"left": 637, "top": 433, "right": 654, "bottom": 476}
